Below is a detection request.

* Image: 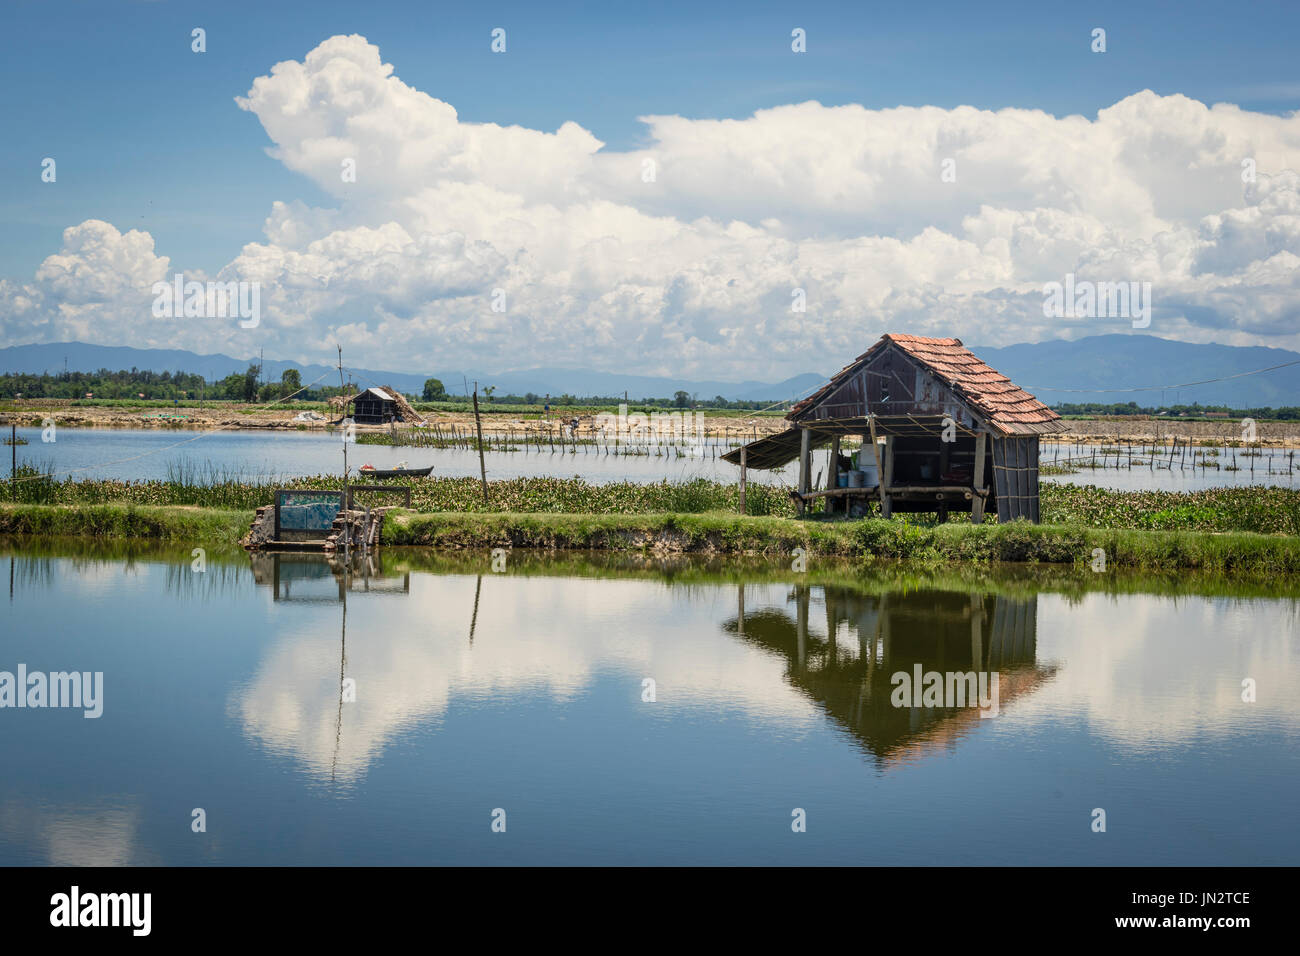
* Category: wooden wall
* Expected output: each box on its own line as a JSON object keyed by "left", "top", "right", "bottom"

{"left": 991, "top": 437, "right": 1041, "bottom": 523}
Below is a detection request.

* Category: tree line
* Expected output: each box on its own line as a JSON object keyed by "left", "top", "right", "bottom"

{"left": 0, "top": 366, "right": 349, "bottom": 403}
{"left": 1053, "top": 400, "right": 1300, "bottom": 421}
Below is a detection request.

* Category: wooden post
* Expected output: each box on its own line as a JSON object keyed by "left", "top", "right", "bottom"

{"left": 881, "top": 435, "right": 895, "bottom": 518}
{"left": 867, "top": 415, "right": 886, "bottom": 516}
{"left": 337, "top": 346, "right": 348, "bottom": 525}
{"left": 473, "top": 385, "right": 489, "bottom": 506}
{"left": 828, "top": 435, "right": 841, "bottom": 514}
{"left": 867, "top": 415, "right": 884, "bottom": 479}
{"left": 937, "top": 432, "right": 951, "bottom": 522}
{"left": 739, "top": 445, "right": 748, "bottom": 515}
{"left": 971, "top": 431, "right": 988, "bottom": 523}
{"left": 797, "top": 427, "right": 810, "bottom": 516}
{"left": 795, "top": 585, "right": 808, "bottom": 671}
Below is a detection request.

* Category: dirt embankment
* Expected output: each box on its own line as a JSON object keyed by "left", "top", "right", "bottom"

{"left": 0, "top": 400, "right": 790, "bottom": 439}
{"left": 1051, "top": 419, "right": 1300, "bottom": 446}
{"left": 3, "top": 401, "right": 1297, "bottom": 446}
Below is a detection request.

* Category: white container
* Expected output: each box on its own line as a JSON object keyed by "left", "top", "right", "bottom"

{"left": 847, "top": 470, "right": 864, "bottom": 488}
{"left": 860, "top": 462, "right": 879, "bottom": 487}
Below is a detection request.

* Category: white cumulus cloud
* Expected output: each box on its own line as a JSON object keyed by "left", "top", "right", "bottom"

{"left": 4, "top": 33, "right": 1300, "bottom": 378}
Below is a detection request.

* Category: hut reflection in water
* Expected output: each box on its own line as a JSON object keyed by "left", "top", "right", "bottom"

{"left": 726, "top": 584, "right": 1057, "bottom": 767}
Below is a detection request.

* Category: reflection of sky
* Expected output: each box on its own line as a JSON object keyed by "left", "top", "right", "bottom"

{"left": 5, "top": 551, "right": 1300, "bottom": 865}
{"left": 0, "top": 800, "right": 144, "bottom": 866}
{"left": 236, "top": 577, "right": 819, "bottom": 783}
{"left": 1016, "top": 594, "right": 1300, "bottom": 752}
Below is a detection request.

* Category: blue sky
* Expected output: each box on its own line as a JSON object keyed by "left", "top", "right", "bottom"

{"left": 4, "top": 0, "right": 1298, "bottom": 276}
{"left": 2, "top": 0, "right": 1298, "bottom": 376}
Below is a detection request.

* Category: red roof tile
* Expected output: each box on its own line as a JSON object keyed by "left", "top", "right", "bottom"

{"left": 789, "top": 333, "right": 1064, "bottom": 435}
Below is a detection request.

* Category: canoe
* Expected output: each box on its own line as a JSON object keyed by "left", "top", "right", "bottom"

{"left": 356, "top": 465, "right": 434, "bottom": 479}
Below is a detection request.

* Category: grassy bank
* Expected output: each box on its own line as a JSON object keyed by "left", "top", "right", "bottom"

{"left": 6, "top": 469, "right": 1300, "bottom": 534}
{"left": 3, "top": 502, "right": 1297, "bottom": 573}
{"left": 386, "top": 510, "right": 1300, "bottom": 573}
{"left": 0, "top": 503, "right": 252, "bottom": 545}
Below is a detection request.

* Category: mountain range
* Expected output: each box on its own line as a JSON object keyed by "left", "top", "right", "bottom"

{"left": 0, "top": 336, "right": 1296, "bottom": 407}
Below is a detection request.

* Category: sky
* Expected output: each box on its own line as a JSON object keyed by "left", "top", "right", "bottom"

{"left": 2, "top": 0, "right": 1299, "bottom": 379}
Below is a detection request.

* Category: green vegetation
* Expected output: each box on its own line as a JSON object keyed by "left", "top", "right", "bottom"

{"left": 1, "top": 366, "right": 348, "bottom": 404}
{"left": 2, "top": 502, "right": 1295, "bottom": 573}
{"left": 1052, "top": 400, "right": 1300, "bottom": 420}
{"left": 3, "top": 463, "right": 1298, "bottom": 575}
{"left": 385, "top": 511, "right": 1300, "bottom": 573}
{"left": 0, "top": 503, "right": 251, "bottom": 544}
{"left": 5, "top": 468, "right": 1299, "bottom": 535}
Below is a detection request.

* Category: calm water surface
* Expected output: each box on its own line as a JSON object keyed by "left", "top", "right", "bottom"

{"left": 1, "top": 543, "right": 1296, "bottom": 865}
{"left": 12, "top": 426, "right": 1296, "bottom": 491}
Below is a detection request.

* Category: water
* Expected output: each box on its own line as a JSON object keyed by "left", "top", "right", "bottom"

{"left": 1040, "top": 441, "right": 1298, "bottom": 492}
{"left": 2, "top": 542, "right": 1296, "bottom": 865}
{"left": 8, "top": 426, "right": 790, "bottom": 486}
{"left": 10, "top": 427, "right": 1294, "bottom": 491}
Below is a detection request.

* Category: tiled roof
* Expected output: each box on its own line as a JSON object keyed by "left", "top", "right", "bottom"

{"left": 790, "top": 333, "right": 1064, "bottom": 435}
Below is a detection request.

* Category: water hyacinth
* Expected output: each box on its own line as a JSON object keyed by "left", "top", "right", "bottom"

{"left": 2, "top": 468, "right": 1297, "bottom": 535}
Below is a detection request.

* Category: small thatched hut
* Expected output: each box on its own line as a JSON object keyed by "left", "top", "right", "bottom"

{"left": 344, "top": 386, "right": 425, "bottom": 425}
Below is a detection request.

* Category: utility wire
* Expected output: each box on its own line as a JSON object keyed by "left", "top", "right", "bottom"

{"left": 1019, "top": 359, "right": 1300, "bottom": 394}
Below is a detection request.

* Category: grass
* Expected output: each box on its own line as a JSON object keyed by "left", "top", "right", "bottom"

{"left": 0, "top": 503, "right": 252, "bottom": 545}
{"left": 2, "top": 501, "right": 1296, "bottom": 574}
{"left": 385, "top": 510, "right": 1300, "bottom": 574}
{"left": 5, "top": 469, "right": 1300, "bottom": 534}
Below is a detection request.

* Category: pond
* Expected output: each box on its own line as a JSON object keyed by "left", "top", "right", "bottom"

{"left": 1, "top": 541, "right": 1296, "bottom": 865}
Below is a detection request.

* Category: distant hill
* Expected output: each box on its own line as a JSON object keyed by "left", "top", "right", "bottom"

{"left": 0, "top": 336, "right": 1296, "bottom": 406}
{"left": 0, "top": 341, "right": 823, "bottom": 403}
{"left": 970, "top": 335, "right": 1300, "bottom": 408}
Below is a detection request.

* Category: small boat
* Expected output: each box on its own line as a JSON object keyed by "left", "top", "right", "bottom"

{"left": 357, "top": 463, "right": 433, "bottom": 479}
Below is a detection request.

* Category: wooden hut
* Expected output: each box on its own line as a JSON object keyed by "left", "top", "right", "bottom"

{"left": 345, "top": 386, "right": 425, "bottom": 425}
{"left": 723, "top": 334, "right": 1065, "bottom": 522}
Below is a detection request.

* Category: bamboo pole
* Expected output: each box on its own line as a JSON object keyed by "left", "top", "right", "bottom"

{"left": 472, "top": 385, "right": 488, "bottom": 506}
{"left": 739, "top": 446, "right": 747, "bottom": 515}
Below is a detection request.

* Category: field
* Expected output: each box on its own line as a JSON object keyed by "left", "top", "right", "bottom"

{"left": 5, "top": 397, "right": 1300, "bottom": 445}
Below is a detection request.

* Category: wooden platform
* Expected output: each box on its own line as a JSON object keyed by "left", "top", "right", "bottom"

{"left": 792, "top": 483, "right": 990, "bottom": 519}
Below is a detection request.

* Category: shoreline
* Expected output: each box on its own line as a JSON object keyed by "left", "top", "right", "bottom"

{"left": 4, "top": 405, "right": 1299, "bottom": 447}
{"left": 3, "top": 503, "right": 1297, "bottom": 574}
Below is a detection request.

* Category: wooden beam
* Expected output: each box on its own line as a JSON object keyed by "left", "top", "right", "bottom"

{"left": 739, "top": 446, "right": 748, "bottom": 515}
{"left": 867, "top": 414, "right": 884, "bottom": 479}
{"left": 971, "top": 432, "right": 988, "bottom": 524}
{"left": 881, "top": 434, "right": 895, "bottom": 518}
{"left": 797, "top": 427, "right": 811, "bottom": 516}
{"left": 938, "top": 433, "right": 951, "bottom": 523}
{"left": 829, "top": 435, "right": 841, "bottom": 510}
